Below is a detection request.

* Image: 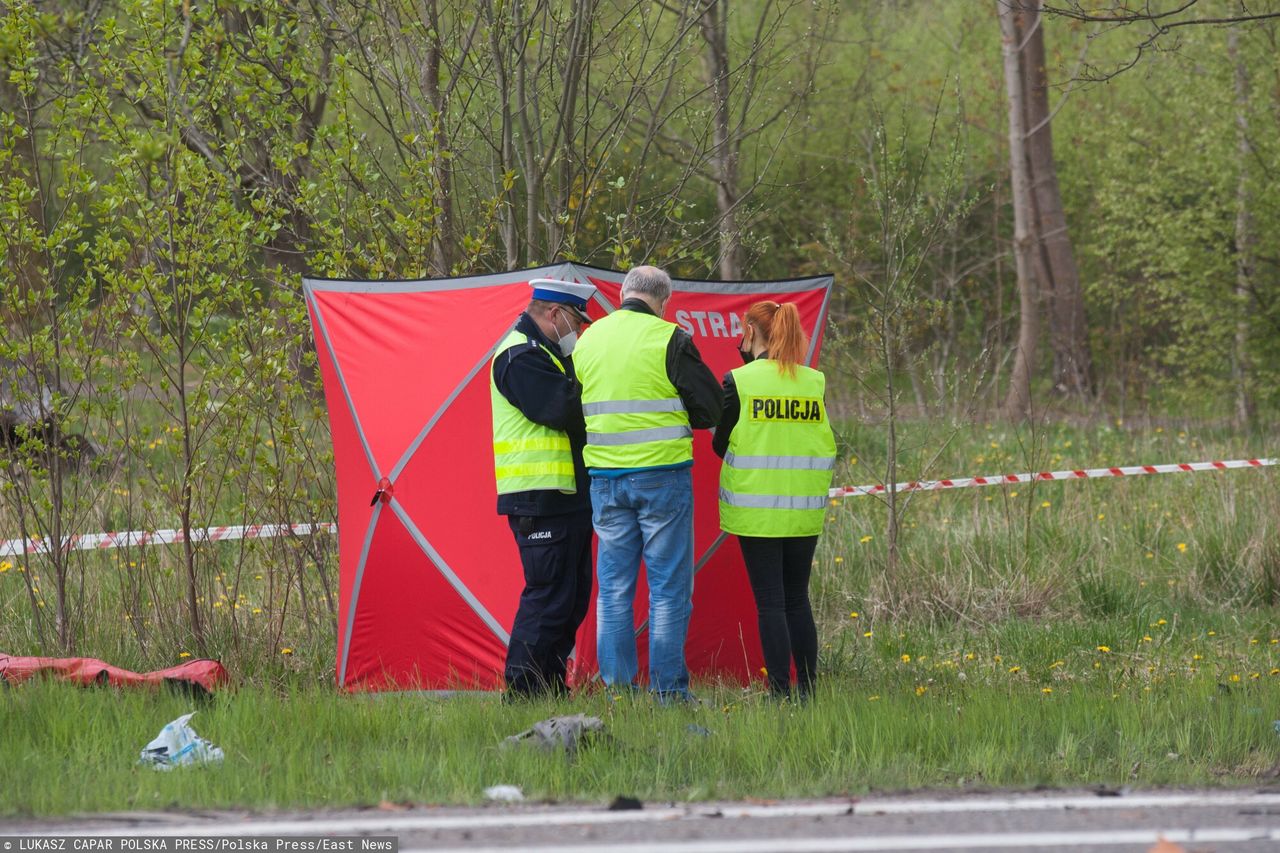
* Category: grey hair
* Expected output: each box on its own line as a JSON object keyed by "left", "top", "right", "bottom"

{"left": 620, "top": 265, "right": 671, "bottom": 303}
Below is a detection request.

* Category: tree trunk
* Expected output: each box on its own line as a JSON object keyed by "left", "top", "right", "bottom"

{"left": 423, "top": 0, "right": 457, "bottom": 275}
{"left": 999, "top": 1, "right": 1040, "bottom": 418}
{"left": 1019, "top": 0, "right": 1091, "bottom": 397}
{"left": 699, "top": 0, "right": 741, "bottom": 280}
{"left": 1229, "top": 23, "right": 1254, "bottom": 427}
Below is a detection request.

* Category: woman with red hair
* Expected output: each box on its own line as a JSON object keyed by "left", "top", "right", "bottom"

{"left": 712, "top": 301, "right": 836, "bottom": 700}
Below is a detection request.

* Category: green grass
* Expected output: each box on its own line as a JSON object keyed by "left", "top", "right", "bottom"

{"left": 3, "top": 419, "right": 1279, "bottom": 814}
{"left": 4, "top": 623, "right": 1279, "bottom": 818}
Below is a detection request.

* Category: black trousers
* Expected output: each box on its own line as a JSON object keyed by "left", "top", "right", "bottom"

{"left": 737, "top": 534, "right": 819, "bottom": 698}
{"left": 503, "top": 511, "right": 594, "bottom": 697}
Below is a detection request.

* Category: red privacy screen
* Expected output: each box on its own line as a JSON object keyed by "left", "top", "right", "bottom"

{"left": 304, "top": 263, "right": 833, "bottom": 691}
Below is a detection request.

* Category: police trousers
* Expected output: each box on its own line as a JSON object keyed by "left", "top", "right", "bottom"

{"left": 503, "top": 510, "right": 594, "bottom": 697}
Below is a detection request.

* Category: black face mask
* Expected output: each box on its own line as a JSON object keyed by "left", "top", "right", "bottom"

{"left": 738, "top": 337, "right": 755, "bottom": 364}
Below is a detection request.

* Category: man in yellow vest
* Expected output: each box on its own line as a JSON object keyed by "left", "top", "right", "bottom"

{"left": 572, "top": 266, "right": 723, "bottom": 702}
{"left": 491, "top": 278, "right": 597, "bottom": 699}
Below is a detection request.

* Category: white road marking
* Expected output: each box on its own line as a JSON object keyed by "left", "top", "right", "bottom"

{"left": 408, "top": 827, "right": 1280, "bottom": 852}
{"left": 19, "top": 791, "right": 1280, "bottom": 837}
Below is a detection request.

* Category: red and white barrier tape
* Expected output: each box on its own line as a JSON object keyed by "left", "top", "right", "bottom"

{"left": 0, "top": 458, "right": 1272, "bottom": 557}
{"left": 830, "top": 457, "right": 1276, "bottom": 498}
{"left": 0, "top": 522, "right": 336, "bottom": 559}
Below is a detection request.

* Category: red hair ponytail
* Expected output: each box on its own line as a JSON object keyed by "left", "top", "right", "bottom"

{"left": 745, "top": 301, "right": 808, "bottom": 376}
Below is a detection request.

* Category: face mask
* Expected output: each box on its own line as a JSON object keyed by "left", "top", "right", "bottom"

{"left": 554, "top": 311, "right": 578, "bottom": 356}
{"left": 738, "top": 337, "right": 755, "bottom": 364}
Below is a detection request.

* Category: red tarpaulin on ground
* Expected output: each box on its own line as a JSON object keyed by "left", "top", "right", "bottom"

{"left": 304, "top": 264, "right": 833, "bottom": 692}
{"left": 0, "top": 653, "right": 229, "bottom": 694}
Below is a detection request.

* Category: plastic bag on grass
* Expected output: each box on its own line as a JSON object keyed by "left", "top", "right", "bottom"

{"left": 500, "top": 714, "right": 605, "bottom": 756}
{"left": 140, "top": 712, "right": 224, "bottom": 770}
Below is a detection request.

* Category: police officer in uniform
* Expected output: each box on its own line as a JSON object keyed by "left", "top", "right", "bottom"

{"left": 491, "top": 278, "right": 598, "bottom": 698}
{"left": 713, "top": 300, "right": 836, "bottom": 701}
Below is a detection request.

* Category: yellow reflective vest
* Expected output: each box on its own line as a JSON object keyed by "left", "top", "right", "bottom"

{"left": 490, "top": 329, "right": 576, "bottom": 494}
{"left": 573, "top": 308, "right": 692, "bottom": 469}
{"left": 718, "top": 359, "right": 836, "bottom": 537}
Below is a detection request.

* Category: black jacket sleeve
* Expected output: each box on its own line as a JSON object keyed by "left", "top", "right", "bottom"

{"left": 711, "top": 372, "right": 739, "bottom": 458}
{"left": 665, "top": 330, "right": 723, "bottom": 430}
{"left": 493, "top": 343, "right": 586, "bottom": 441}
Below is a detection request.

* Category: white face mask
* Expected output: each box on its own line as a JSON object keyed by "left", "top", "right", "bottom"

{"left": 553, "top": 311, "right": 579, "bottom": 356}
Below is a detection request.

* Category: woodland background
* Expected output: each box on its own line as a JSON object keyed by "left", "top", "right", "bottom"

{"left": 1, "top": 0, "right": 1278, "bottom": 668}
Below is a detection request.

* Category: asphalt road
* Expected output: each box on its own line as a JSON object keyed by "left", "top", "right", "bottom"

{"left": 8, "top": 789, "right": 1280, "bottom": 852}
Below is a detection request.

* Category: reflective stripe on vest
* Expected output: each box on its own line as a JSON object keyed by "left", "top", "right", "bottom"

{"left": 718, "top": 359, "right": 836, "bottom": 537}
{"left": 587, "top": 424, "right": 693, "bottom": 446}
{"left": 723, "top": 451, "right": 836, "bottom": 471}
{"left": 573, "top": 309, "right": 692, "bottom": 469}
{"left": 582, "top": 398, "right": 686, "bottom": 416}
{"left": 718, "top": 488, "right": 827, "bottom": 511}
{"left": 490, "top": 328, "right": 577, "bottom": 495}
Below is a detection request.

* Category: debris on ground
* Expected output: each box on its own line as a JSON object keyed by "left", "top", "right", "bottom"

{"left": 608, "top": 795, "right": 643, "bottom": 811}
{"left": 483, "top": 785, "right": 524, "bottom": 802}
{"left": 139, "top": 712, "right": 224, "bottom": 770}
{"left": 501, "top": 714, "right": 606, "bottom": 756}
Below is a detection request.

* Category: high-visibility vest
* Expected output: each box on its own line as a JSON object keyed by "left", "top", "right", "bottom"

{"left": 718, "top": 359, "right": 836, "bottom": 537}
{"left": 490, "top": 329, "right": 576, "bottom": 494}
{"left": 573, "top": 309, "right": 692, "bottom": 469}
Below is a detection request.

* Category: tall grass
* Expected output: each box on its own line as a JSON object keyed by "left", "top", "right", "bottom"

{"left": 2, "top": 420, "right": 1276, "bottom": 683}
{"left": 3, "top": 638, "right": 1277, "bottom": 817}
{"left": 3, "top": 420, "right": 1279, "bottom": 815}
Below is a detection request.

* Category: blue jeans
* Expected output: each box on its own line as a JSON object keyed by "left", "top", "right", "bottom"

{"left": 590, "top": 467, "right": 695, "bottom": 698}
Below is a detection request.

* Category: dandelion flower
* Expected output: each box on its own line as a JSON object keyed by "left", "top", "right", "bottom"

{"left": 901, "top": 654, "right": 911, "bottom": 663}
{"left": 0, "top": 561, "right": 9, "bottom": 574}
{"left": 280, "top": 647, "right": 294, "bottom": 655}
{"left": 1192, "top": 654, "right": 1203, "bottom": 661}
{"left": 1097, "top": 513, "right": 1105, "bottom": 521}
{"left": 849, "top": 611, "right": 859, "bottom": 619}
{"left": 964, "top": 652, "right": 976, "bottom": 661}
{"left": 1157, "top": 619, "right": 1167, "bottom": 626}
{"left": 1228, "top": 674, "right": 1241, "bottom": 683}
{"left": 859, "top": 535, "right": 873, "bottom": 544}
{"left": 1142, "top": 636, "right": 1153, "bottom": 643}
{"left": 868, "top": 695, "right": 880, "bottom": 701}
{"left": 1040, "top": 501, "right": 1051, "bottom": 509}
{"left": 1207, "top": 630, "right": 1216, "bottom": 637}
{"left": 1096, "top": 645, "right": 1111, "bottom": 653}
{"left": 1041, "top": 687, "right": 1053, "bottom": 695}
{"left": 1176, "top": 542, "right": 1187, "bottom": 553}
{"left": 863, "top": 630, "right": 873, "bottom": 638}
{"left": 1049, "top": 660, "right": 1064, "bottom": 669}
{"left": 1270, "top": 669, "right": 1279, "bottom": 676}
{"left": 1008, "top": 665, "right": 1021, "bottom": 674}
{"left": 994, "top": 654, "right": 1002, "bottom": 663}
{"left": 1010, "top": 491, "right": 1019, "bottom": 498}
{"left": 914, "top": 685, "right": 927, "bottom": 696}
{"left": 834, "top": 556, "right": 844, "bottom": 564}
{"left": 178, "top": 652, "right": 191, "bottom": 659}
{"left": 1146, "top": 552, "right": 1155, "bottom": 559}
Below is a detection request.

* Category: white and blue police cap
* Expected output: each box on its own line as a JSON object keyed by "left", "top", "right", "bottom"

{"left": 529, "top": 278, "right": 597, "bottom": 324}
